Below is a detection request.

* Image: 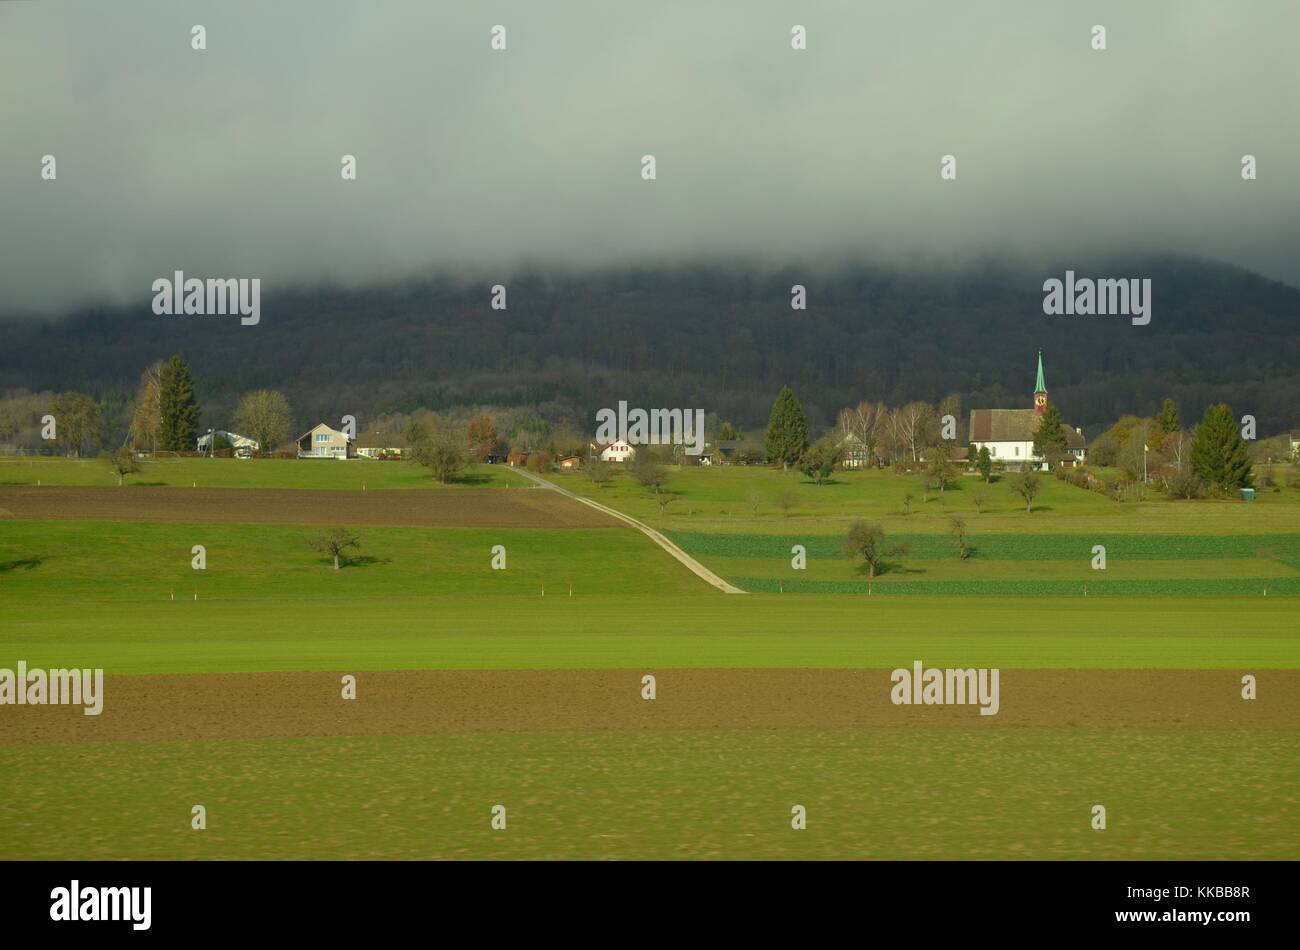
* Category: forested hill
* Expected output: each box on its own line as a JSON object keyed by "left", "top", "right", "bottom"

{"left": 1, "top": 256, "right": 1297, "bottom": 437}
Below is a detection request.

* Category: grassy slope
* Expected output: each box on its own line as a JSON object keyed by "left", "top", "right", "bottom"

{"left": 551, "top": 465, "right": 1300, "bottom": 535}
{"left": 545, "top": 465, "right": 1300, "bottom": 594}
{"left": 1, "top": 520, "right": 1297, "bottom": 671}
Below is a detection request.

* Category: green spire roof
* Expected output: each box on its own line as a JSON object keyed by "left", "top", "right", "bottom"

{"left": 1035, "top": 351, "right": 1046, "bottom": 393}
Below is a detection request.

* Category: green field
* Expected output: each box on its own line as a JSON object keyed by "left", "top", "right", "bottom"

{"left": 0, "top": 520, "right": 699, "bottom": 603}
{"left": 2, "top": 458, "right": 1298, "bottom": 859}
{"left": 546, "top": 464, "right": 1300, "bottom": 596}
{"left": 667, "top": 530, "right": 1300, "bottom": 595}
{"left": 552, "top": 465, "right": 1300, "bottom": 535}
{"left": 2, "top": 518, "right": 1298, "bottom": 672}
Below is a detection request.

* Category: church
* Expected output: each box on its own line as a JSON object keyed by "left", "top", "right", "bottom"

{"left": 967, "top": 353, "right": 1086, "bottom": 471}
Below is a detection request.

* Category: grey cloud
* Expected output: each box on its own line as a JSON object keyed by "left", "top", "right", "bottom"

{"left": 1, "top": 0, "right": 1297, "bottom": 315}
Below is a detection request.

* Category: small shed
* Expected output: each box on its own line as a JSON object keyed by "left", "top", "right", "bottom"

{"left": 1240, "top": 487, "right": 1256, "bottom": 501}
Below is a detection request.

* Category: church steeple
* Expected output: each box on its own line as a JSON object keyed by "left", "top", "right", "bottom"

{"left": 1034, "top": 351, "right": 1048, "bottom": 417}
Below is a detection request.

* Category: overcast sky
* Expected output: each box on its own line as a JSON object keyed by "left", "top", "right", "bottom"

{"left": 2, "top": 0, "right": 1298, "bottom": 315}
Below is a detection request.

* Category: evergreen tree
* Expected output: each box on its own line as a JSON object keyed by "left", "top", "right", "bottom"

{"left": 157, "top": 355, "right": 200, "bottom": 451}
{"left": 1032, "top": 404, "right": 1069, "bottom": 464}
{"left": 1156, "top": 398, "right": 1180, "bottom": 434}
{"left": 763, "top": 386, "right": 808, "bottom": 470}
{"left": 1190, "top": 403, "right": 1253, "bottom": 489}
{"left": 977, "top": 446, "right": 993, "bottom": 483}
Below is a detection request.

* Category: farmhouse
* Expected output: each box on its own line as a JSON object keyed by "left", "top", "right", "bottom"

{"left": 838, "top": 433, "right": 876, "bottom": 470}
{"left": 354, "top": 427, "right": 407, "bottom": 459}
{"left": 968, "top": 353, "right": 1086, "bottom": 470}
{"left": 297, "top": 423, "right": 353, "bottom": 459}
{"left": 715, "top": 439, "right": 764, "bottom": 465}
{"left": 595, "top": 440, "right": 636, "bottom": 463}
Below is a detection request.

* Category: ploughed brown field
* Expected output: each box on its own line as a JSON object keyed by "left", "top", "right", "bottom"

{"left": 3, "top": 669, "right": 1296, "bottom": 746}
{"left": 0, "top": 486, "right": 620, "bottom": 529}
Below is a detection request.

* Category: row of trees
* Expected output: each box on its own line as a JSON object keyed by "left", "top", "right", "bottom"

{"left": 835, "top": 394, "right": 964, "bottom": 464}
{"left": 7, "top": 354, "right": 298, "bottom": 460}
{"left": 0, "top": 356, "right": 205, "bottom": 458}
{"left": 8, "top": 259, "right": 1294, "bottom": 439}
{"left": 772, "top": 381, "right": 1268, "bottom": 502}
{"left": 768, "top": 386, "right": 965, "bottom": 484}
{"left": 130, "top": 357, "right": 298, "bottom": 458}
{"left": 126, "top": 356, "right": 201, "bottom": 453}
{"left": 1086, "top": 398, "right": 1255, "bottom": 494}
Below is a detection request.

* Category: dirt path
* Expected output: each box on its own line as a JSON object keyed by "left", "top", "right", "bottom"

{"left": 2, "top": 669, "right": 1293, "bottom": 745}
{"left": 506, "top": 467, "right": 746, "bottom": 593}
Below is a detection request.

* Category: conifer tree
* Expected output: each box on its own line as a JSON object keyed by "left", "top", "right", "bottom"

{"left": 764, "top": 386, "right": 808, "bottom": 470}
{"left": 157, "top": 355, "right": 200, "bottom": 451}
{"left": 1032, "top": 403, "right": 1069, "bottom": 464}
{"left": 1190, "top": 403, "right": 1253, "bottom": 489}
{"left": 1156, "top": 398, "right": 1180, "bottom": 434}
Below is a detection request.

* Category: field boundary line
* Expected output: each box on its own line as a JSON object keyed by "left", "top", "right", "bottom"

{"left": 506, "top": 467, "right": 746, "bottom": 594}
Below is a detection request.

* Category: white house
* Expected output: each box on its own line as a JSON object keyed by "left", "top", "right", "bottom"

{"left": 354, "top": 427, "right": 407, "bottom": 459}
{"left": 197, "top": 429, "right": 260, "bottom": 457}
{"left": 598, "top": 439, "right": 636, "bottom": 463}
{"left": 297, "top": 423, "right": 353, "bottom": 459}
{"left": 968, "top": 353, "right": 1086, "bottom": 471}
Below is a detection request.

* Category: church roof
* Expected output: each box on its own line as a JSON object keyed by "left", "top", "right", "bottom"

{"left": 1035, "top": 352, "right": 1046, "bottom": 393}
{"left": 968, "top": 409, "right": 1085, "bottom": 447}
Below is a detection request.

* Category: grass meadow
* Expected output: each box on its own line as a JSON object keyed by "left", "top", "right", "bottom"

{"left": 552, "top": 464, "right": 1300, "bottom": 535}
{"left": 2, "top": 457, "right": 1298, "bottom": 859}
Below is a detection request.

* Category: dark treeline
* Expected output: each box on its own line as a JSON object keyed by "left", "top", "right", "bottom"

{"left": 1, "top": 255, "right": 1296, "bottom": 441}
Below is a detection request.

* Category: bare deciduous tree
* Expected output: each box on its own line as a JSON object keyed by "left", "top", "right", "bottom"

{"left": 310, "top": 527, "right": 362, "bottom": 571}
{"left": 1009, "top": 471, "right": 1042, "bottom": 513}
{"left": 842, "top": 520, "right": 908, "bottom": 580}
{"left": 103, "top": 446, "right": 140, "bottom": 486}
{"left": 950, "top": 517, "right": 970, "bottom": 559}
{"left": 233, "top": 389, "right": 292, "bottom": 457}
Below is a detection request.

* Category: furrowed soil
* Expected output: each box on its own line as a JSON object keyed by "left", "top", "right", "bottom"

{"left": 0, "top": 486, "right": 618, "bottom": 529}
{"left": 2, "top": 669, "right": 1294, "bottom": 746}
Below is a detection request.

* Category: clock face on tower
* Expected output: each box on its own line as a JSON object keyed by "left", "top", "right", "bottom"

{"left": 1035, "top": 393, "right": 1046, "bottom": 407}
